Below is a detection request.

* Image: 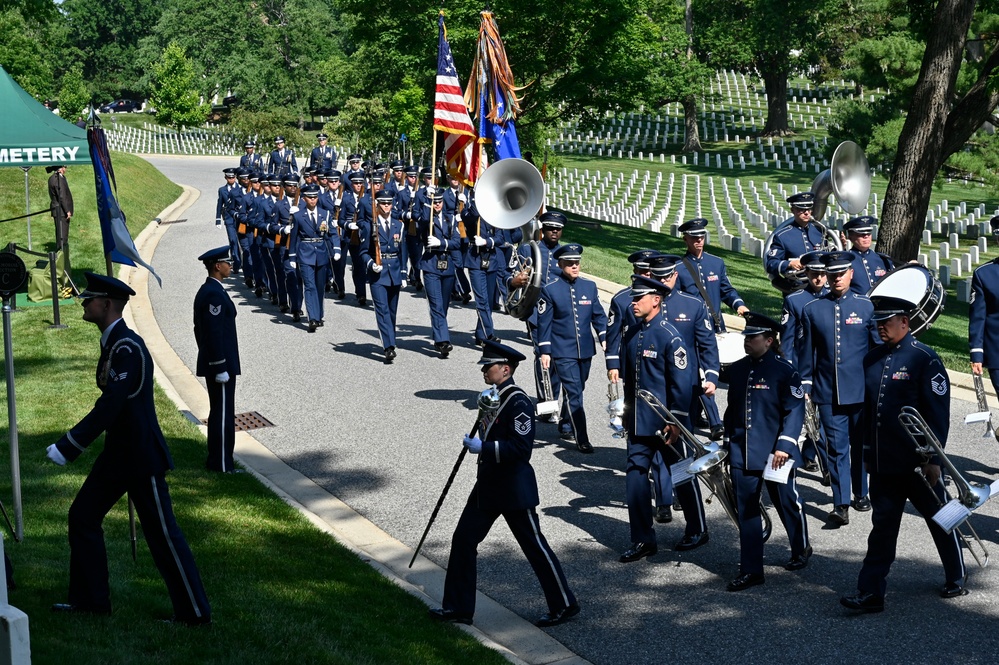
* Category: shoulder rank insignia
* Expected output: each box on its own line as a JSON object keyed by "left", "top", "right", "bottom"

{"left": 514, "top": 412, "right": 532, "bottom": 436}
{"left": 210, "top": 304, "right": 222, "bottom": 316}
{"left": 674, "top": 346, "right": 688, "bottom": 370}
{"left": 931, "top": 373, "right": 948, "bottom": 396}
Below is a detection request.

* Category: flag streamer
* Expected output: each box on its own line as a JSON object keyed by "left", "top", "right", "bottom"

{"left": 466, "top": 10, "right": 522, "bottom": 160}
{"left": 433, "top": 12, "right": 484, "bottom": 186}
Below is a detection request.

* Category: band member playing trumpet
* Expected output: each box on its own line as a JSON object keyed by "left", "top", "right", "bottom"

{"left": 614, "top": 276, "right": 705, "bottom": 563}
{"left": 841, "top": 297, "right": 966, "bottom": 613}
{"left": 430, "top": 340, "right": 579, "bottom": 627}
{"left": 721, "top": 313, "right": 810, "bottom": 591}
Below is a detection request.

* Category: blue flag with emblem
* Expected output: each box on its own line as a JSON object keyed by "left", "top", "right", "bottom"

{"left": 467, "top": 10, "right": 523, "bottom": 161}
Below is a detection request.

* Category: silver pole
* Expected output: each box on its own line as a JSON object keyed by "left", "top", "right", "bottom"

{"left": 2, "top": 296, "right": 23, "bottom": 541}
{"left": 21, "top": 168, "right": 31, "bottom": 251}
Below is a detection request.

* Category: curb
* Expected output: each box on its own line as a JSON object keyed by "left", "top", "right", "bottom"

{"left": 118, "top": 186, "right": 590, "bottom": 665}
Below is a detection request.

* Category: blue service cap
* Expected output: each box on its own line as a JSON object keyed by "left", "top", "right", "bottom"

{"left": 348, "top": 153, "right": 362, "bottom": 162}
{"left": 871, "top": 296, "right": 915, "bottom": 321}
{"left": 348, "top": 173, "right": 366, "bottom": 184}
{"left": 264, "top": 174, "right": 282, "bottom": 185}
{"left": 405, "top": 165, "right": 419, "bottom": 176}
{"left": 235, "top": 167, "right": 250, "bottom": 179}
{"left": 248, "top": 171, "right": 262, "bottom": 183}
{"left": 223, "top": 167, "right": 237, "bottom": 176}
{"left": 316, "top": 132, "right": 328, "bottom": 140}
{"left": 282, "top": 176, "right": 300, "bottom": 187}
{"left": 198, "top": 246, "right": 232, "bottom": 263}
{"left": 741, "top": 311, "right": 782, "bottom": 337}
{"left": 430, "top": 190, "right": 445, "bottom": 202}
{"left": 274, "top": 135, "right": 286, "bottom": 144}
{"left": 553, "top": 243, "right": 583, "bottom": 261}
{"left": 539, "top": 211, "right": 567, "bottom": 229}
{"left": 630, "top": 274, "right": 670, "bottom": 298}
{"left": 628, "top": 249, "right": 660, "bottom": 269}
{"left": 800, "top": 250, "right": 827, "bottom": 272}
{"left": 822, "top": 250, "right": 855, "bottom": 273}
{"left": 678, "top": 217, "right": 709, "bottom": 236}
{"left": 303, "top": 165, "right": 317, "bottom": 176}
{"left": 301, "top": 184, "right": 321, "bottom": 197}
{"left": 419, "top": 166, "right": 433, "bottom": 177}
{"left": 375, "top": 189, "right": 394, "bottom": 203}
{"left": 477, "top": 338, "right": 526, "bottom": 366}
{"left": 244, "top": 140, "right": 256, "bottom": 149}
{"left": 787, "top": 192, "right": 815, "bottom": 209}
{"left": 327, "top": 169, "right": 342, "bottom": 180}
{"left": 844, "top": 216, "right": 876, "bottom": 235}
{"left": 80, "top": 272, "right": 135, "bottom": 301}
{"left": 649, "top": 254, "right": 681, "bottom": 278}
{"left": 390, "top": 159, "right": 405, "bottom": 170}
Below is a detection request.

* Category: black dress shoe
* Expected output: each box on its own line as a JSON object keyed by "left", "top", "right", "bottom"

{"left": 436, "top": 341, "right": 452, "bottom": 359}
{"left": 462, "top": 294, "right": 472, "bottom": 304}
{"left": 279, "top": 305, "right": 290, "bottom": 314}
{"left": 727, "top": 572, "right": 765, "bottom": 592}
{"left": 655, "top": 505, "right": 673, "bottom": 524}
{"left": 254, "top": 286, "right": 263, "bottom": 298}
{"left": 821, "top": 472, "right": 832, "bottom": 487}
{"left": 415, "top": 281, "right": 424, "bottom": 292}
{"left": 940, "top": 581, "right": 969, "bottom": 598}
{"left": 851, "top": 496, "right": 872, "bottom": 512}
{"left": 576, "top": 440, "right": 593, "bottom": 454}
{"left": 828, "top": 505, "right": 850, "bottom": 526}
{"left": 336, "top": 290, "right": 345, "bottom": 299}
{"left": 292, "top": 312, "right": 302, "bottom": 323}
{"left": 675, "top": 531, "right": 710, "bottom": 551}
{"left": 271, "top": 296, "right": 279, "bottom": 305}
{"left": 785, "top": 545, "right": 813, "bottom": 571}
{"left": 619, "top": 541, "right": 658, "bottom": 563}
{"left": 803, "top": 460, "right": 819, "bottom": 472}
{"left": 385, "top": 347, "right": 397, "bottom": 362}
{"left": 840, "top": 591, "right": 884, "bottom": 613}
{"left": 428, "top": 607, "right": 473, "bottom": 625}
{"left": 535, "top": 602, "right": 580, "bottom": 627}
{"left": 709, "top": 425, "right": 725, "bottom": 441}
{"left": 308, "top": 320, "right": 317, "bottom": 333}
{"left": 245, "top": 278, "right": 254, "bottom": 289}
{"left": 51, "top": 603, "right": 111, "bottom": 616}
{"left": 317, "top": 320, "right": 324, "bottom": 327}
{"left": 357, "top": 297, "right": 367, "bottom": 306}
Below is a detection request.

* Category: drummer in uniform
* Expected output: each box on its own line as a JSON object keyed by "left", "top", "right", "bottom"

{"left": 766, "top": 193, "right": 825, "bottom": 288}
{"left": 970, "top": 215, "right": 999, "bottom": 395}
{"left": 844, "top": 216, "right": 894, "bottom": 294}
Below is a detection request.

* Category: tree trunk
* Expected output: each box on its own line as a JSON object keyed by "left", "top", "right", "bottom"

{"left": 877, "top": 0, "right": 978, "bottom": 262}
{"left": 682, "top": 95, "right": 702, "bottom": 153}
{"left": 760, "top": 67, "right": 790, "bottom": 136}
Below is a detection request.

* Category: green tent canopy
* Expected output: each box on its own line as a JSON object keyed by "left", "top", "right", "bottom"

{"left": 0, "top": 65, "right": 91, "bottom": 168}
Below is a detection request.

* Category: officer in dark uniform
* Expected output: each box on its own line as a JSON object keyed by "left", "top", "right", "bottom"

{"left": 362, "top": 189, "right": 405, "bottom": 362}
{"left": 339, "top": 172, "right": 369, "bottom": 306}
{"left": 429, "top": 340, "right": 579, "bottom": 627}
{"left": 766, "top": 192, "right": 825, "bottom": 288}
{"left": 844, "top": 216, "right": 894, "bottom": 294}
{"left": 310, "top": 133, "right": 337, "bottom": 171}
{"left": 252, "top": 175, "right": 278, "bottom": 301}
{"left": 384, "top": 159, "right": 407, "bottom": 196}
{"left": 797, "top": 250, "right": 878, "bottom": 525}
{"left": 267, "top": 136, "right": 298, "bottom": 176}
{"left": 970, "top": 216, "right": 999, "bottom": 394}
{"left": 245, "top": 172, "right": 269, "bottom": 296}
{"left": 291, "top": 184, "right": 338, "bottom": 332}
{"left": 394, "top": 165, "right": 423, "bottom": 290}
{"left": 232, "top": 168, "right": 256, "bottom": 288}
{"left": 420, "top": 191, "right": 461, "bottom": 357}
{"left": 272, "top": 175, "right": 304, "bottom": 321}
{"left": 459, "top": 191, "right": 504, "bottom": 345}
{"left": 239, "top": 140, "right": 264, "bottom": 171}
{"left": 344, "top": 153, "right": 364, "bottom": 179}
{"left": 676, "top": 218, "right": 749, "bottom": 331}
{"left": 47, "top": 273, "right": 211, "bottom": 625}
{"left": 605, "top": 249, "right": 658, "bottom": 378}
{"left": 262, "top": 175, "right": 289, "bottom": 307}
{"left": 194, "top": 247, "right": 241, "bottom": 472}
{"left": 319, "top": 170, "right": 346, "bottom": 298}
{"left": 617, "top": 276, "right": 705, "bottom": 562}
{"left": 444, "top": 174, "right": 473, "bottom": 304}
{"left": 721, "top": 313, "right": 810, "bottom": 591}
{"left": 841, "top": 297, "right": 966, "bottom": 613}
{"left": 538, "top": 243, "right": 608, "bottom": 453}
{"left": 216, "top": 167, "right": 241, "bottom": 273}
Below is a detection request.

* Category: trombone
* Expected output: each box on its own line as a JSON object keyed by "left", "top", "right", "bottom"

{"left": 636, "top": 389, "right": 772, "bottom": 542}
{"left": 898, "top": 406, "right": 990, "bottom": 568}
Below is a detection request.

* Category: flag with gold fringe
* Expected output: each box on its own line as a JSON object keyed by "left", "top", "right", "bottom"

{"left": 433, "top": 12, "right": 484, "bottom": 186}
{"left": 466, "top": 10, "right": 523, "bottom": 160}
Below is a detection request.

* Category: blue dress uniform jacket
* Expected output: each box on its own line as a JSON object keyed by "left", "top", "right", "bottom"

{"left": 779, "top": 286, "right": 826, "bottom": 365}
{"left": 797, "top": 291, "right": 876, "bottom": 405}
{"left": 290, "top": 207, "right": 335, "bottom": 267}
{"left": 765, "top": 220, "right": 825, "bottom": 279}
{"left": 621, "top": 312, "right": 694, "bottom": 435}
{"left": 267, "top": 147, "right": 298, "bottom": 176}
{"left": 970, "top": 259, "right": 999, "bottom": 369}
{"left": 850, "top": 249, "right": 894, "bottom": 294}
{"left": 194, "top": 277, "right": 241, "bottom": 472}
{"left": 362, "top": 215, "right": 405, "bottom": 285}
{"left": 462, "top": 206, "right": 504, "bottom": 342}
{"left": 310, "top": 145, "right": 337, "bottom": 170}
{"left": 605, "top": 287, "right": 637, "bottom": 372}
{"left": 239, "top": 152, "right": 263, "bottom": 171}
{"left": 663, "top": 289, "right": 719, "bottom": 384}
{"left": 677, "top": 252, "right": 746, "bottom": 332}
{"left": 474, "top": 382, "right": 540, "bottom": 511}
{"left": 215, "top": 183, "right": 236, "bottom": 225}
{"left": 537, "top": 274, "right": 607, "bottom": 360}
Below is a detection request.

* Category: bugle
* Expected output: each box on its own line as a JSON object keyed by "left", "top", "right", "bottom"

{"left": 636, "top": 389, "right": 772, "bottom": 542}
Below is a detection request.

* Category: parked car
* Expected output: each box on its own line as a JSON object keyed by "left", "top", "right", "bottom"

{"left": 99, "top": 99, "right": 141, "bottom": 113}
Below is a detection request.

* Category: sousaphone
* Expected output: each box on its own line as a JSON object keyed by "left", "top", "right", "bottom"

{"left": 475, "top": 159, "right": 546, "bottom": 320}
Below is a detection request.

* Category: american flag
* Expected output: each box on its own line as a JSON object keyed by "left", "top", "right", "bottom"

{"left": 433, "top": 13, "right": 483, "bottom": 186}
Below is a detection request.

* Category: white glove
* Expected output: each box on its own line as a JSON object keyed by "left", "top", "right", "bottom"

{"left": 290, "top": 261, "right": 297, "bottom": 269}
{"left": 474, "top": 235, "right": 487, "bottom": 247}
{"left": 462, "top": 434, "right": 482, "bottom": 454}
{"left": 404, "top": 211, "right": 412, "bottom": 220}
{"left": 333, "top": 251, "right": 342, "bottom": 261}
{"left": 348, "top": 223, "right": 359, "bottom": 230}
{"left": 426, "top": 185, "right": 437, "bottom": 195}
{"left": 458, "top": 193, "right": 467, "bottom": 203}
{"left": 426, "top": 235, "right": 442, "bottom": 248}
{"left": 289, "top": 205, "right": 299, "bottom": 214}
{"left": 371, "top": 264, "right": 383, "bottom": 273}
{"left": 282, "top": 225, "right": 292, "bottom": 234}
{"left": 334, "top": 197, "right": 342, "bottom": 207}
{"left": 215, "top": 371, "right": 230, "bottom": 384}
{"left": 215, "top": 219, "right": 222, "bottom": 227}
{"left": 46, "top": 444, "right": 67, "bottom": 466}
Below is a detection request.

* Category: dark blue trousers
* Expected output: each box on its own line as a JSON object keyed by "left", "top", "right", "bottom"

{"left": 817, "top": 402, "right": 866, "bottom": 506}
{"left": 370, "top": 281, "right": 400, "bottom": 350}
{"left": 423, "top": 273, "right": 454, "bottom": 344}
{"left": 347, "top": 244, "right": 367, "bottom": 300}
{"left": 731, "top": 466, "right": 809, "bottom": 575}
{"left": 300, "top": 261, "right": 327, "bottom": 323}
{"left": 270, "top": 247, "right": 288, "bottom": 306}
{"left": 626, "top": 435, "right": 706, "bottom": 544}
{"left": 206, "top": 377, "right": 236, "bottom": 472}
{"left": 468, "top": 268, "right": 497, "bottom": 342}
{"left": 553, "top": 357, "right": 592, "bottom": 447}
{"left": 224, "top": 222, "right": 241, "bottom": 272}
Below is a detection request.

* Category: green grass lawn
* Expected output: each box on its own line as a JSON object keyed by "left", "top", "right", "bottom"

{"left": 0, "top": 159, "right": 507, "bottom": 665}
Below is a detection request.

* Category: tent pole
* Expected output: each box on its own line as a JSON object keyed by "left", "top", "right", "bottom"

{"left": 21, "top": 167, "right": 31, "bottom": 250}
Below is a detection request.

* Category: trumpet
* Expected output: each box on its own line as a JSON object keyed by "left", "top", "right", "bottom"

{"left": 967, "top": 373, "right": 998, "bottom": 441}
{"left": 897, "top": 405, "right": 990, "bottom": 567}
{"left": 636, "top": 389, "right": 772, "bottom": 542}
{"left": 607, "top": 381, "right": 626, "bottom": 439}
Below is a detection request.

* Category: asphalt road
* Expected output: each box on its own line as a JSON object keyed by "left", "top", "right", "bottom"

{"left": 145, "top": 155, "right": 999, "bottom": 665}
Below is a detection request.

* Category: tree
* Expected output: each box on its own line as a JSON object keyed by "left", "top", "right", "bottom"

{"left": 0, "top": 7, "right": 54, "bottom": 99}
{"left": 388, "top": 77, "right": 431, "bottom": 157}
{"left": 149, "top": 41, "right": 209, "bottom": 128}
{"left": 325, "top": 97, "right": 395, "bottom": 154}
{"left": 58, "top": 63, "right": 90, "bottom": 121}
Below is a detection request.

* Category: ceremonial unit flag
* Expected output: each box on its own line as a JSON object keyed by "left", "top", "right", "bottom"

{"left": 467, "top": 11, "right": 523, "bottom": 161}
{"left": 434, "top": 13, "right": 482, "bottom": 186}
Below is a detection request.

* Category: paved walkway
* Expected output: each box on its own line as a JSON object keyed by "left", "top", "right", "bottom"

{"left": 128, "top": 156, "right": 999, "bottom": 665}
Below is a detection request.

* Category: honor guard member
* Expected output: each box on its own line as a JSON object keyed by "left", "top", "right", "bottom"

{"left": 267, "top": 136, "right": 298, "bottom": 177}
{"left": 194, "top": 247, "right": 242, "bottom": 472}
{"left": 385, "top": 159, "right": 407, "bottom": 196}
{"left": 538, "top": 243, "right": 608, "bottom": 453}
{"left": 276, "top": 175, "right": 305, "bottom": 321}
{"left": 841, "top": 297, "right": 966, "bottom": 614}
{"left": 262, "top": 174, "right": 288, "bottom": 306}
{"left": 240, "top": 139, "right": 264, "bottom": 171}
{"left": 721, "top": 313, "right": 810, "bottom": 591}
{"left": 252, "top": 174, "right": 279, "bottom": 300}
{"left": 676, "top": 217, "right": 749, "bottom": 332}
{"left": 606, "top": 250, "right": 658, "bottom": 379}
{"left": 460, "top": 190, "right": 504, "bottom": 345}
{"left": 321, "top": 169, "right": 347, "bottom": 298}
{"left": 509, "top": 211, "right": 566, "bottom": 409}
{"left": 216, "top": 167, "right": 241, "bottom": 272}
{"left": 310, "top": 132, "right": 337, "bottom": 170}
{"left": 47, "top": 272, "right": 211, "bottom": 625}
{"left": 430, "top": 340, "right": 579, "bottom": 628}
{"left": 970, "top": 215, "right": 999, "bottom": 394}
{"left": 766, "top": 192, "right": 825, "bottom": 288}
{"left": 233, "top": 168, "right": 256, "bottom": 288}
{"left": 246, "top": 172, "right": 268, "bottom": 296}
{"left": 797, "top": 250, "right": 878, "bottom": 525}
{"left": 394, "top": 165, "right": 423, "bottom": 290}
{"left": 48, "top": 163, "right": 74, "bottom": 271}
{"left": 291, "top": 184, "right": 339, "bottom": 332}
{"left": 617, "top": 276, "right": 707, "bottom": 563}
{"left": 339, "top": 172, "right": 369, "bottom": 306}
{"left": 844, "top": 216, "right": 894, "bottom": 294}
{"left": 420, "top": 190, "right": 461, "bottom": 357}
{"left": 780, "top": 250, "right": 828, "bottom": 472}
{"left": 345, "top": 153, "right": 364, "bottom": 179}
{"left": 363, "top": 189, "right": 406, "bottom": 361}
{"left": 445, "top": 174, "right": 473, "bottom": 304}
{"left": 301, "top": 165, "right": 317, "bottom": 185}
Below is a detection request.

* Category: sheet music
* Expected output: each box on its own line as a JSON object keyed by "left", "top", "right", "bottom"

{"left": 671, "top": 457, "right": 695, "bottom": 485}
{"left": 990, "top": 478, "right": 999, "bottom": 499}
{"left": 763, "top": 455, "right": 794, "bottom": 484}
{"left": 932, "top": 498, "right": 972, "bottom": 533}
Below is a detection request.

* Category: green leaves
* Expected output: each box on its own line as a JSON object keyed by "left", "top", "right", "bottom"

{"left": 149, "top": 41, "right": 209, "bottom": 128}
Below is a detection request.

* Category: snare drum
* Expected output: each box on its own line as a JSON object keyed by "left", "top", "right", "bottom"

{"left": 867, "top": 264, "right": 945, "bottom": 336}
{"left": 716, "top": 331, "right": 747, "bottom": 367}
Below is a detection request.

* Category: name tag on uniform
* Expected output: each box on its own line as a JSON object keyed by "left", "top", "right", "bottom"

{"left": 579, "top": 298, "right": 592, "bottom": 305}
{"left": 642, "top": 349, "right": 658, "bottom": 359}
